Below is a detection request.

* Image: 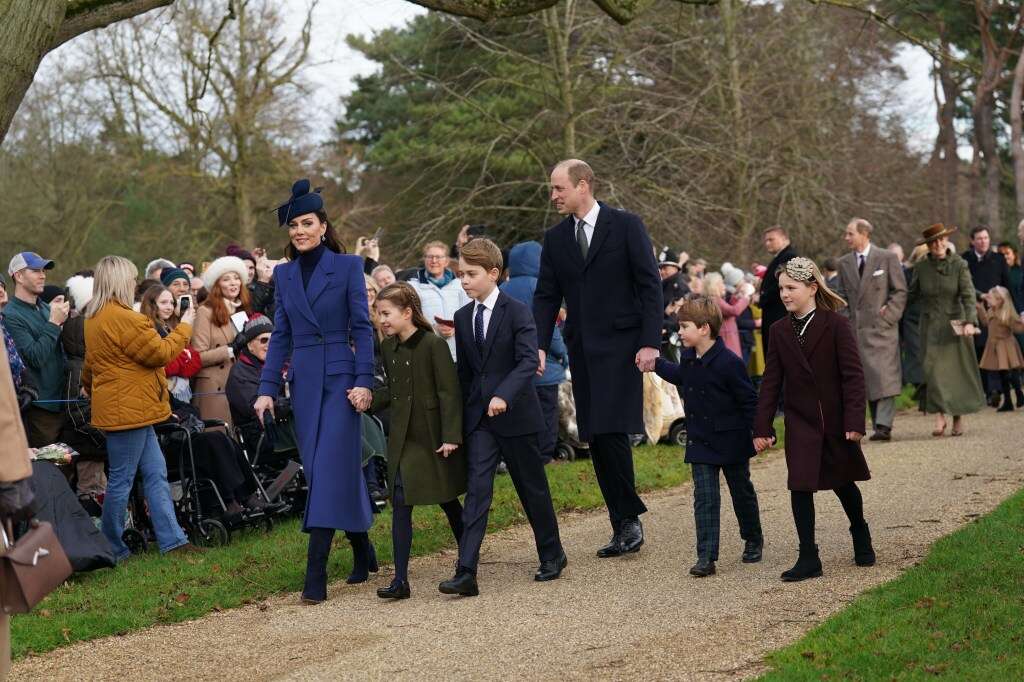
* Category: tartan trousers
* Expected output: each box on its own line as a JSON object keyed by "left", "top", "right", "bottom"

{"left": 691, "top": 461, "right": 763, "bottom": 561}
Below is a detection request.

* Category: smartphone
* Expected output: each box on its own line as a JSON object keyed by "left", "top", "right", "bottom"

{"left": 371, "top": 226, "right": 383, "bottom": 242}
{"left": 178, "top": 294, "right": 192, "bottom": 313}
{"left": 230, "top": 311, "right": 249, "bottom": 333}
{"left": 434, "top": 315, "right": 455, "bottom": 328}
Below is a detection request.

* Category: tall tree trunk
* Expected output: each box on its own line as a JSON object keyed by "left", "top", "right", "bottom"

{"left": 0, "top": 1, "right": 65, "bottom": 144}
{"left": 933, "top": 33, "right": 960, "bottom": 228}
{"left": 542, "top": 2, "right": 576, "bottom": 159}
{"left": 978, "top": 93, "right": 1002, "bottom": 230}
{"left": 1011, "top": 43, "right": 1024, "bottom": 222}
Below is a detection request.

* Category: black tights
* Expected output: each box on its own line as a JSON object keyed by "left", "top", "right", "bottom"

{"left": 790, "top": 483, "right": 865, "bottom": 548}
{"left": 391, "top": 483, "right": 463, "bottom": 582}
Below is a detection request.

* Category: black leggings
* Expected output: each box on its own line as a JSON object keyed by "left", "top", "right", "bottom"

{"left": 790, "top": 482, "right": 865, "bottom": 548}
{"left": 391, "top": 482, "right": 463, "bottom": 582}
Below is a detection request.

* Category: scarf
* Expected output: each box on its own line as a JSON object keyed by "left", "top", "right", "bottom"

{"left": 1, "top": 318, "right": 25, "bottom": 389}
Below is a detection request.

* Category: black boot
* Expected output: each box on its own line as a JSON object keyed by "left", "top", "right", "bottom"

{"left": 301, "top": 528, "right": 334, "bottom": 604}
{"left": 345, "top": 531, "right": 379, "bottom": 584}
{"left": 781, "top": 544, "right": 822, "bottom": 582}
{"left": 850, "top": 523, "right": 876, "bottom": 566}
{"left": 1016, "top": 386, "right": 1024, "bottom": 409}
{"left": 997, "top": 387, "right": 1015, "bottom": 412}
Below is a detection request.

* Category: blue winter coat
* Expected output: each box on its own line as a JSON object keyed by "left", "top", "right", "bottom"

{"left": 500, "top": 241, "right": 567, "bottom": 387}
{"left": 654, "top": 338, "right": 757, "bottom": 465}
{"left": 258, "top": 251, "right": 375, "bottom": 532}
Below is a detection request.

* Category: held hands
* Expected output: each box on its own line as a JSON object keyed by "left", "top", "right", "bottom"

{"left": 254, "top": 396, "right": 275, "bottom": 425}
{"left": 635, "top": 346, "right": 659, "bottom": 372}
{"left": 537, "top": 349, "right": 546, "bottom": 376}
{"left": 753, "top": 437, "right": 774, "bottom": 453}
{"left": 487, "top": 396, "right": 508, "bottom": 417}
{"left": 845, "top": 431, "right": 863, "bottom": 442}
{"left": 436, "top": 443, "right": 458, "bottom": 458}
{"left": 347, "top": 387, "right": 372, "bottom": 413}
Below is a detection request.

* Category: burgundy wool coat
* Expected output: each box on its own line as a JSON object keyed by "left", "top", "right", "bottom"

{"left": 754, "top": 308, "right": 870, "bottom": 492}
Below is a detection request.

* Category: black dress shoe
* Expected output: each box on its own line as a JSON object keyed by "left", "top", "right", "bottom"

{"left": 377, "top": 579, "right": 411, "bottom": 600}
{"left": 596, "top": 534, "right": 623, "bottom": 558}
{"left": 438, "top": 570, "right": 479, "bottom": 597}
{"left": 619, "top": 519, "right": 644, "bottom": 554}
{"left": 868, "top": 426, "right": 892, "bottom": 441}
{"left": 534, "top": 553, "right": 568, "bottom": 582}
{"left": 689, "top": 559, "right": 716, "bottom": 577}
{"left": 742, "top": 539, "right": 763, "bottom": 563}
{"left": 781, "top": 544, "right": 823, "bottom": 582}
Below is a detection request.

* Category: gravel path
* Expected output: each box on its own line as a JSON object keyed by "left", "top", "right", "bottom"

{"left": 14, "top": 408, "right": 1024, "bottom": 681}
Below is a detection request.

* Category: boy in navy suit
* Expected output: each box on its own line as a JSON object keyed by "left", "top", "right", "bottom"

{"left": 648, "top": 296, "right": 763, "bottom": 577}
{"left": 439, "top": 239, "right": 566, "bottom": 597}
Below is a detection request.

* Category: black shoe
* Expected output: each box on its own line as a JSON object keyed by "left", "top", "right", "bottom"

{"left": 596, "top": 533, "right": 623, "bottom": 558}
{"left": 346, "top": 533, "right": 380, "bottom": 584}
{"left": 781, "top": 544, "right": 823, "bottom": 582}
{"left": 997, "top": 392, "right": 1015, "bottom": 412}
{"left": 850, "top": 523, "right": 876, "bottom": 566}
{"left": 302, "top": 561, "right": 328, "bottom": 604}
{"left": 439, "top": 570, "right": 479, "bottom": 597}
{"left": 868, "top": 426, "right": 892, "bottom": 441}
{"left": 377, "top": 579, "right": 411, "bottom": 600}
{"left": 534, "top": 553, "right": 568, "bottom": 582}
{"left": 619, "top": 519, "right": 644, "bottom": 554}
{"left": 1015, "top": 388, "right": 1024, "bottom": 409}
{"left": 742, "top": 539, "right": 763, "bottom": 563}
{"left": 689, "top": 558, "right": 716, "bottom": 577}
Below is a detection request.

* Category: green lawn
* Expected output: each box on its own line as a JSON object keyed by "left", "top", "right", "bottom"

{"left": 15, "top": 442, "right": 698, "bottom": 659}
{"left": 761, "top": 486, "right": 1024, "bottom": 680}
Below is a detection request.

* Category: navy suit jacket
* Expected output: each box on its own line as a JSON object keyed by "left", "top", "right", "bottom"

{"left": 654, "top": 338, "right": 757, "bottom": 466}
{"left": 455, "top": 291, "right": 543, "bottom": 437}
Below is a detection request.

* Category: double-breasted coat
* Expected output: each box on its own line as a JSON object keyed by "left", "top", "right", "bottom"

{"left": 977, "top": 307, "right": 1024, "bottom": 371}
{"left": 754, "top": 309, "right": 870, "bottom": 492}
{"left": 371, "top": 329, "right": 467, "bottom": 506}
{"left": 907, "top": 253, "right": 985, "bottom": 416}
{"left": 834, "top": 246, "right": 908, "bottom": 401}
{"left": 191, "top": 304, "right": 238, "bottom": 427}
{"left": 258, "top": 251, "right": 375, "bottom": 532}
{"left": 533, "top": 203, "right": 663, "bottom": 440}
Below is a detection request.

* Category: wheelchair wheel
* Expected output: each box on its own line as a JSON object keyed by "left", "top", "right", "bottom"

{"left": 668, "top": 419, "right": 687, "bottom": 447}
{"left": 555, "top": 442, "right": 576, "bottom": 462}
{"left": 195, "top": 518, "right": 230, "bottom": 547}
{"left": 122, "top": 529, "right": 148, "bottom": 555}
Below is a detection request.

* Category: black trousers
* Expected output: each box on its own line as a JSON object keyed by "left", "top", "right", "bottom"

{"left": 535, "top": 384, "right": 559, "bottom": 461}
{"left": 590, "top": 433, "right": 647, "bottom": 531}
{"left": 458, "top": 425, "right": 562, "bottom": 573}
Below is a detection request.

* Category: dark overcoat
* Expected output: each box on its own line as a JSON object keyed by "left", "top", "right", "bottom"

{"left": 533, "top": 203, "right": 663, "bottom": 440}
{"left": 258, "top": 251, "right": 375, "bottom": 532}
{"left": 754, "top": 309, "right": 870, "bottom": 492}
{"left": 653, "top": 338, "right": 757, "bottom": 466}
{"left": 371, "top": 329, "right": 467, "bottom": 505}
{"left": 759, "top": 243, "right": 798, "bottom": 352}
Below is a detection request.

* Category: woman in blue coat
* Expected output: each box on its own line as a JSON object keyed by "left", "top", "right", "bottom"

{"left": 254, "top": 179, "right": 377, "bottom": 604}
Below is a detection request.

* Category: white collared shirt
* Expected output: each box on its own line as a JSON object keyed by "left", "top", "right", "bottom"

{"left": 856, "top": 243, "right": 872, "bottom": 265}
{"left": 474, "top": 286, "right": 501, "bottom": 339}
{"left": 575, "top": 201, "right": 601, "bottom": 245}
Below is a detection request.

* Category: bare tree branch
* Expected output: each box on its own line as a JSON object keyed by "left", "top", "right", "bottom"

{"left": 55, "top": 0, "right": 174, "bottom": 50}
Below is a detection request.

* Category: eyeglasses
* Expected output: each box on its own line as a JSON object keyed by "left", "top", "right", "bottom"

{"left": 424, "top": 255, "right": 446, "bottom": 261}
{"left": 257, "top": 337, "right": 271, "bottom": 345}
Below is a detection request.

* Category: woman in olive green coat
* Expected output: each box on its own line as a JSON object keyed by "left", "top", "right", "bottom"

{"left": 370, "top": 283, "right": 467, "bottom": 599}
{"left": 907, "top": 224, "right": 985, "bottom": 436}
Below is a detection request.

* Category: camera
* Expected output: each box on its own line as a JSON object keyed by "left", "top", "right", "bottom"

{"left": 178, "top": 294, "right": 192, "bottom": 313}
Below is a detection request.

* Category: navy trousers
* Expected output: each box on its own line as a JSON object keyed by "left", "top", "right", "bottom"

{"left": 691, "top": 461, "right": 762, "bottom": 561}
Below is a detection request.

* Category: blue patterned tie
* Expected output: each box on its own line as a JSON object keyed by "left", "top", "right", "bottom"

{"left": 474, "top": 303, "right": 486, "bottom": 348}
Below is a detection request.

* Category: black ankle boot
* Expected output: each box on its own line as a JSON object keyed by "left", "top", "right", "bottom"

{"left": 998, "top": 389, "right": 1015, "bottom": 412}
{"left": 1016, "top": 386, "right": 1024, "bottom": 408}
{"left": 301, "top": 529, "right": 333, "bottom": 603}
{"left": 781, "top": 544, "right": 822, "bottom": 582}
{"left": 850, "top": 523, "right": 876, "bottom": 566}
{"left": 345, "top": 532, "right": 379, "bottom": 584}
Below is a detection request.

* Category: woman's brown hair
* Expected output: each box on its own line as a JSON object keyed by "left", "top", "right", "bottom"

{"left": 202, "top": 272, "right": 253, "bottom": 327}
{"left": 284, "top": 210, "right": 346, "bottom": 261}
{"left": 376, "top": 282, "right": 433, "bottom": 334}
{"left": 139, "top": 284, "right": 177, "bottom": 332}
{"left": 777, "top": 256, "right": 847, "bottom": 312}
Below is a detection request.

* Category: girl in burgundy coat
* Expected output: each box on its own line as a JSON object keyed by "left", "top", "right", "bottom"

{"left": 754, "top": 257, "right": 875, "bottom": 582}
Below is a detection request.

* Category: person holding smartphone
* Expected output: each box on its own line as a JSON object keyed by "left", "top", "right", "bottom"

{"left": 192, "top": 256, "right": 252, "bottom": 428}
{"left": 410, "top": 240, "right": 470, "bottom": 361}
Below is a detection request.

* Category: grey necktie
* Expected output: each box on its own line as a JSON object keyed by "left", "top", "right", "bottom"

{"left": 576, "top": 218, "right": 589, "bottom": 260}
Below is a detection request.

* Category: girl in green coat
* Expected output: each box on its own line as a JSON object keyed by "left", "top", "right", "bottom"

{"left": 371, "top": 282, "right": 467, "bottom": 599}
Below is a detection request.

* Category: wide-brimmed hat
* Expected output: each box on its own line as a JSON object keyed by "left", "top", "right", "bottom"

{"left": 916, "top": 223, "right": 957, "bottom": 245}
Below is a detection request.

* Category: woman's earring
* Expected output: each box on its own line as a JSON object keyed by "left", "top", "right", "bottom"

{"left": 321, "top": 234, "right": 326, "bottom": 242}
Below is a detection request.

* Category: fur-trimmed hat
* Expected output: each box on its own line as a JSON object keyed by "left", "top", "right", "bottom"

{"left": 201, "top": 256, "right": 250, "bottom": 289}
{"left": 66, "top": 275, "right": 94, "bottom": 311}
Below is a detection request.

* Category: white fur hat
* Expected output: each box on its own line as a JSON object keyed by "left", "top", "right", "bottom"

{"left": 720, "top": 262, "right": 744, "bottom": 290}
{"left": 65, "top": 275, "right": 94, "bottom": 311}
{"left": 201, "top": 256, "right": 250, "bottom": 289}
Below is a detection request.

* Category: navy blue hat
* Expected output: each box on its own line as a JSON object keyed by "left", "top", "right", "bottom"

{"left": 160, "top": 268, "right": 190, "bottom": 287}
{"left": 276, "top": 179, "right": 324, "bottom": 226}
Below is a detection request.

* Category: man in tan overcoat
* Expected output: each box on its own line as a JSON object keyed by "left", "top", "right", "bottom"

{"left": 0, "top": 350, "right": 35, "bottom": 677}
{"left": 835, "top": 218, "right": 908, "bottom": 441}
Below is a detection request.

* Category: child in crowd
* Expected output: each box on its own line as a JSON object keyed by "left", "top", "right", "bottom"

{"left": 439, "top": 238, "right": 565, "bottom": 597}
{"left": 978, "top": 286, "right": 1024, "bottom": 412}
{"left": 648, "top": 296, "right": 762, "bottom": 577}
{"left": 754, "top": 257, "right": 875, "bottom": 582}
{"left": 370, "top": 282, "right": 467, "bottom": 599}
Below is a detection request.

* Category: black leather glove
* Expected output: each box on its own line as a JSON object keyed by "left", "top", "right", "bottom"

{"left": 16, "top": 384, "right": 38, "bottom": 412}
{"left": 0, "top": 478, "right": 36, "bottom": 524}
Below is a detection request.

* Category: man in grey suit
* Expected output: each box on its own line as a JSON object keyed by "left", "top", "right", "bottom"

{"left": 834, "top": 218, "right": 908, "bottom": 441}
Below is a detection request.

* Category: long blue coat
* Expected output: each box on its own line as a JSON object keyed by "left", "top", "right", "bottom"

{"left": 258, "top": 250, "right": 375, "bottom": 532}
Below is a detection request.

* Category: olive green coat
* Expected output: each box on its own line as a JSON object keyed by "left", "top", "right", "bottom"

{"left": 908, "top": 253, "right": 985, "bottom": 415}
{"left": 371, "top": 329, "right": 467, "bottom": 505}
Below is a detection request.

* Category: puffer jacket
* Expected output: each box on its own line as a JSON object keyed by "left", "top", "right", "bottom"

{"left": 82, "top": 301, "right": 192, "bottom": 431}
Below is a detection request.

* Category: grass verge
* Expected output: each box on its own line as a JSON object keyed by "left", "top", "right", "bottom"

{"left": 15, "top": 442, "right": 693, "bottom": 659}
{"left": 761, "top": 486, "right": 1024, "bottom": 680}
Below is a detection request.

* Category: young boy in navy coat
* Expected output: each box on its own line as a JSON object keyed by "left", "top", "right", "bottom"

{"left": 648, "top": 296, "right": 763, "bottom": 577}
{"left": 439, "top": 238, "right": 566, "bottom": 597}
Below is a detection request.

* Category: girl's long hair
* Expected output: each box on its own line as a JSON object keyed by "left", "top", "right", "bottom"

{"left": 84, "top": 256, "right": 138, "bottom": 319}
{"left": 777, "top": 258, "right": 847, "bottom": 312}
{"left": 365, "top": 274, "right": 384, "bottom": 341}
{"left": 376, "top": 282, "right": 433, "bottom": 334}
{"left": 284, "top": 210, "right": 346, "bottom": 261}
{"left": 988, "top": 286, "right": 1017, "bottom": 328}
{"left": 202, "top": 272, "right": 252, "bottom": 328}
{"left": 139, "top": 284, "right": 177, "bottom": 332}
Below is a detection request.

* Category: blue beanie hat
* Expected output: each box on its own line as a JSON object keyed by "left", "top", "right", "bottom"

{"left": 160, "top": 268, "right": 190, "bottom": 287}
{"left": 276, "top": 179, "right": 324, "bottom": 226}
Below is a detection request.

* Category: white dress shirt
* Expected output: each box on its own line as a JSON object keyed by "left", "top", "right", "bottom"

{"left": 575, "top": 201, "right": 600, "bottom": 245}
{"left": 474, "top": 286, "right": 501, "bottom": 339}
{"left": 856, "top": 243, "right": 872, "bottom": 273}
